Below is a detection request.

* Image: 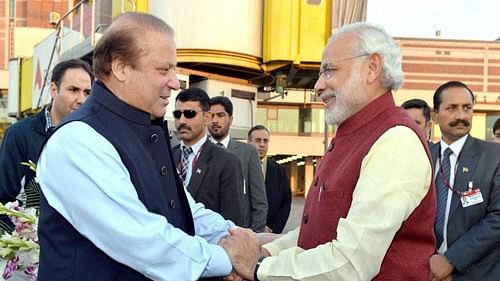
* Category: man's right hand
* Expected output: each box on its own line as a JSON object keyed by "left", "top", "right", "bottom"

{"left": 219, "top": 228, "right": 261, "bottom": 280}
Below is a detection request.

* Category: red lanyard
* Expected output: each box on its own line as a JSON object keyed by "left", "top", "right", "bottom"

{"left": 177, "top": 144, "right": 204, "bottom": 172}
{"left": 437, "top": 150, "right": 463, "bottom": 196}
{"left": 191, "top": 144, "right": 204, "bottom": 168}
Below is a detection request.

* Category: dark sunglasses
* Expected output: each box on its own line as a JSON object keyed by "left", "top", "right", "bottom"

{"left": 173, "top": 110, "right": 202, "bottom": 119}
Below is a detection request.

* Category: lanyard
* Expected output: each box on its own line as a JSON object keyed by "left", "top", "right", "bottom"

{"left": 177, "top": 144, "right": 205, "bottom": 172}
{"left": 437, "top": 150, "right": 463, "bottom": 196}
{"left": 191, "top": 144, "right": 204, "bottom": 168}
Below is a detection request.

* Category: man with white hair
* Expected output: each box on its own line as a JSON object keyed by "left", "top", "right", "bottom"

{"left": 220, "top": 22, "right": 436, "bottom": 281}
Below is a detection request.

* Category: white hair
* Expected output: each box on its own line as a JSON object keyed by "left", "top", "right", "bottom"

{"left": 332, "top": 22, "right": 404, "bottom": 91}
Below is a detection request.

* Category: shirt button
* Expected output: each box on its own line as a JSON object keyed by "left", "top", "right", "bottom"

{"left": 160, "top": 166, "right": 168, "bottom": 175}
{"left": 302, "top": 213, "right": 309, "bottom": 224}
{"left": 169, "top": 199, "right": 176, "bottom": 208}
{"left": 150, "top": 134, "right": 159, "bottom": 143}
{"left": 328, "top": 142, "right": 335, "bottom": 152}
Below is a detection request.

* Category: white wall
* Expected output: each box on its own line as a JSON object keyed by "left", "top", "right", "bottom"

{"left": 149, "top": 0, "right": 263, "bottom": 57}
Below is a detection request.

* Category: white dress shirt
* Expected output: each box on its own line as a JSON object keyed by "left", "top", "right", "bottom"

{"left": 180, "top": 134, "right": 207, "bottom": 187}
{"left": 436, "top": 134, "right": 468, "bottom": 254}
{"left": 211, "top": 134, "right": 230, "bottom": 148}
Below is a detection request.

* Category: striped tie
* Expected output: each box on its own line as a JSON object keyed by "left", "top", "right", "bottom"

{"left": 435, "top": 147, "right": 453, "bottom": 247}
{"left": 180, "top": 146, "right": 193, "bottom": 183}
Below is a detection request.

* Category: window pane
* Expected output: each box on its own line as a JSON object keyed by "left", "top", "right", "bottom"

{"left": 278, "top": 108, "right": 299, "bottom": 133}
{"left": 256, "top": 108, "right": 266, "bottom": 126}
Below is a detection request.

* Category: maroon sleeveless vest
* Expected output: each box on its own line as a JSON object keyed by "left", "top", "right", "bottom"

{"left": 298, "top": 92, "right": 436, "bottom": 280}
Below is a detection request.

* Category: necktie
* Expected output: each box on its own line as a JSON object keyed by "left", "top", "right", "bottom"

{"left": 261, "top": 160, "right": 266, "bottom": 180}
{"left": 435, "top": 147, "right": 453, "bottom": 247}
{"left": 180, "top": 146, "right": 193, "bottom": 183}
{"left": 216, "top": 142, "right": 224, "bottom": 148}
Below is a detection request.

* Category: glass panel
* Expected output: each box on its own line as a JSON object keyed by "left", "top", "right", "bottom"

{"left": 278, "top": 108, "right": 299, "bottom": 133}
{"left": 311, "top": 108, "right": 324, "bottom": 133}
{"left": 267, "top": 120, "right": 278, "bottom": 133}
{"left": 299, "top": 107, "right": 312, "bottom": 134}
{"left": 256, "top": 108, "right": 267, "bottom": 126}
{"left": 268, "top": 108, "right": 278, "bottom": 119}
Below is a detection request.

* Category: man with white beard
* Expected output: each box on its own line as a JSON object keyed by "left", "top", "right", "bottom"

{"left": 221, "top": 22, "right": 436, "bottom": 281}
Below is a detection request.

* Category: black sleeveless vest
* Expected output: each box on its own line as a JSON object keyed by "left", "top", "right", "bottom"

{"left": 38, "top": 80, "right": 194, "bottom": 280}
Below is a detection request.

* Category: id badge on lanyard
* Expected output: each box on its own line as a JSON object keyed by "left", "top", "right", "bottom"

{"left": 460, "top": 181, "right": 484, "bottom": 208}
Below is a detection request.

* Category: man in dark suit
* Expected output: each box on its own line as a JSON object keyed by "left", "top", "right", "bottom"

{"left": 247, "top": 125, "right": 291, "bottom": 234}
{"left": 0, "top": 60, "right": 93, "bottom": 207}
{"left": 429, "top": 81, "right": 500, "bottom": 281}
{"left": 208, "top": 96, "right": 268, "bottom": 232}
{"left": 172, "top": 88, "right": 244, "bottom": 226}
{"left": 0, "top": 59, "right": 92, "bottom": 232}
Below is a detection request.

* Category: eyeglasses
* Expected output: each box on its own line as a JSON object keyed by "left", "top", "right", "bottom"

{"left": 173, "top": 110, "right": 202, "bottom": 119}
{"left": 318, "top": 53, "right": 369, "bottom": 80}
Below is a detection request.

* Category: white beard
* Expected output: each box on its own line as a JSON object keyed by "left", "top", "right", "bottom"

{"left": 325, "top": 66, "right": 366, "bottom": 125}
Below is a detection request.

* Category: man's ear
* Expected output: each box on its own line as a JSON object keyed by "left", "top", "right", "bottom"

{"left": 431, "top": 110, "right": 439, "bottom": 123}
{"left": 203, "top": 111, "right": 211, "bottom": 126}
{"left": 49, "top": 82, "right": 58, "bottom": 99}
{"left": 366, "top": 53, "right": 382, "bottom": 85}
{"left": 110, "top": 57, "right": 128, "bottom": 82}
{"left": 426, "top": 120, "right": 433, "bottom": 133}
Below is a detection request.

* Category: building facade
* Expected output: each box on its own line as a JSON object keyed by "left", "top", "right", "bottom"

{"left": 4, "top": 0, "right": 500, "bottom": 195}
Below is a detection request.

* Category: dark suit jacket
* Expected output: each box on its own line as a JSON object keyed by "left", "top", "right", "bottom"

{"left": 265, "top": 159, "right": 291, "bottom": 233}
{"left": 173, "top": 138, "right": 244, "bottom": 226}
{"left": 0, "top": 109, "right": 48, "bottom": 205}
{"left": 227, "top": 137, "right": 268, "bottom": 232}
{"left": 431, "top": 136, "right": 500, "bottom": 280}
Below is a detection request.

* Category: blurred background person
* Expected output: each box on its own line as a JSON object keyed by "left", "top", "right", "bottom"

{"left": 247, "top": 125, "right": 291, "bottom": 234}
{"left": 401, "top": 98, "right": 432, "bottom": 142}
{"left": 208, "top": 96, "right": 268, "bottom": 232}
{"left": 493, "top": 118, "right": 500, "bottom": 143}
{"left": 0, "top": 59, "right": 92, "bottom": 232}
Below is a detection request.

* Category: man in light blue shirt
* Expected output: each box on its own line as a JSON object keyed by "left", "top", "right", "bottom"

{"left": 37, "top": 12, "right": 260, "bottom": 281}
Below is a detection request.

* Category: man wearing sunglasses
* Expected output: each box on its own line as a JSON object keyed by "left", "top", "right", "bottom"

{"left": 221, "top": 22, "right": 436, "bottom": 281}
{"left": 172, "top": 87, "right": 245, "bottom": 228}
{"left": 208, "top": 96, "right": 268, "bottom": 233}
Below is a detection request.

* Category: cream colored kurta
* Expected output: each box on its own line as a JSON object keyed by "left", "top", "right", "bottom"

{"left": 259, "top": 126, "right": 432, "bottom": 281}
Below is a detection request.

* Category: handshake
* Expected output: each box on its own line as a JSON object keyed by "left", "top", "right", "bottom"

{"left": 219, "top": 228, "right": 279, "bottom": 281}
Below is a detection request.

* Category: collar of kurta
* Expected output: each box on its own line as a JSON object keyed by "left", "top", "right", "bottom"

{"left": 336, "top": 91, "right": 394, "bottom": 137}
{"left": 91, "top": 80, "right": 164, "bottom": 127}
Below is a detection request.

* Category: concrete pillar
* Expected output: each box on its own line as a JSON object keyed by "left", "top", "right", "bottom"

{"left": 290, "top": 160, "right": 299, "bottom": 196}
{"left": 304, "top": 157, "right": 314, "bottom": 197}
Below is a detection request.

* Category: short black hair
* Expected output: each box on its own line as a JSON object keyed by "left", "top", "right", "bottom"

{"left": 494, "top": 118, "right": 500, "bottom": 133}
{"left": 209, "top": 96, "right": 233, "bottom": 116}
{"left": 433, "top": 81, "right": 474, "bottom": 111}
{"left": 401, "top": 98, "right": 431, "bottom": 123}
{"left": 51, "top": 59, "right": 93, "bottom": 88}
{"left": 175, "top": 87, "right": 209, "bottom": 111}
{"left": 248, "top": 124, "right": 269, "bottom": 139}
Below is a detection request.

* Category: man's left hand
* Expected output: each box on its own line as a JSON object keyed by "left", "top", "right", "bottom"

{"left": 429, "top": 254, "right": 454, "bottom": 281}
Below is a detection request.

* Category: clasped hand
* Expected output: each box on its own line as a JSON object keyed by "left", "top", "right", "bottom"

{"left": 219, "top": 228, "right": 272, "bottom": 281}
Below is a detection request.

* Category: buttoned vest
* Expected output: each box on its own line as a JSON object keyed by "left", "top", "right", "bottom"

{"left": 38, "top": 80, "right": 194, "bottom": 280}
{"left": 298, "top": 92, "right": 436, "bottom": 280}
